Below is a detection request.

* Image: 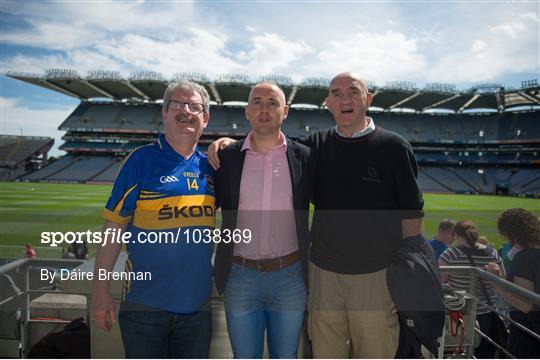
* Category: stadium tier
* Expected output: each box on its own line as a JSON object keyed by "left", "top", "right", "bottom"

{"left": 7, "top": 70, "right": 539, "bottom": 197}
{"left": 0, "top": 135, "right": 53, "bottom": 180}
{"left": 53, "top": 101, "right": 540, "bottom": 143}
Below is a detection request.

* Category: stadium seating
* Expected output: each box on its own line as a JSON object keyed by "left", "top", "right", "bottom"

{"left": 54, "top": 102, "right": 540, "bottom": 143}
{"left": 46, "top": 156, "right": 116, "bottom": 181}
{"left": 22, "top": 155, "right": 78, "bottom": 181}
{"left": 91, "top": 158, "right": 122, "bottom": 182}
{"left": 498, "top": 112, "right": 540, "bottom": 140}
{"left": 0, "top": 136, "right": 53, "bottom": 167}
{"left": 17, "top": 100, "right": 539, "bottom": 197}
{"left": 0, "top": 135, "right": 53, "bottom": 180}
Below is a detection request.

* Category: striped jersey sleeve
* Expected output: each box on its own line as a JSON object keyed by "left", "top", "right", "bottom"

{"left": 103, "top": 151, "right": 142, "bottom": 224}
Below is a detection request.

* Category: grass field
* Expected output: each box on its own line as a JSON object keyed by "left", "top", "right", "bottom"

{"left": 1, "top": 181, "right": 538, "bottom": 259}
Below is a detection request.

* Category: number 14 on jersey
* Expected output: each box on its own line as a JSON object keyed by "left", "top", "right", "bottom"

{"left": 186, "top": 178, "right": 199, "bottom": 190}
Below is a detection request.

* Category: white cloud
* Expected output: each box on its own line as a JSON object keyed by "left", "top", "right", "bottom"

{"left": 471, "top": 40, "right": 487, "bottom": 53}
{"left": 490, "top": 22, "right": 526, "bottom": 39}
{"left": 1, "top": 1, "right": 196, "bottom": 34}
{"left": 2, "top": 22, "right": 106, "bottom": 50}
{"left": 1, "top": 51, "right": 126, "bottom": 77}
{"left": 521, "top": 12, "right": 539, "bottom": 23}
{"left": 95, "top": 29, "right": 240, "bottom": 77}
{"left": 1, "top": 0, "right": 537, "bottom": 88}
{"left": 2, "top": 28, "right": 314, "bottom": 80}
{"left": 0, "top": 97, "right": 73, "bottom": 156}
{"left": 242, "top": 33, "right": 313, "bottom": 76}
{"left": 304, "top": 30, "right": 426, "bottom": 82}
{"left": 427, "top": 17, "right": 538, "bottom": 83}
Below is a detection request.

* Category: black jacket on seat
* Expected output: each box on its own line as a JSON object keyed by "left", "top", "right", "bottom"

{"left": 387, "top": 234, "right": 445, "bottom": 357}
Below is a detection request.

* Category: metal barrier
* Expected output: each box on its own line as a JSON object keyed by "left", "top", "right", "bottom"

{"left": 440, "top": 265, "right": 540, "bottom": 359}
{"left": 2, "top": 260, "right": 539, "bottom": 358}
{"left": 0, "top": 258, "right": 85, "bottom": 358}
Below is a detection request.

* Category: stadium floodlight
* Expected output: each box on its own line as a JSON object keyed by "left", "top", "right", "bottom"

{"left": 129, "top": 71, "right": 166, "bottom": 81}
{"left": 469, "top": 83, "right": 503, "bottom": 93}
{"left": 300, "top": 77, "right": 330, "bottom": 87}
{"left": 172, "top": 72, "right": 210, "bottom": 84}
{"left": 45, "top": 68, "right": 80, "bottom": 79}
{"left": 521, "top": 79, "right": 538, "bottom": 89}
{"left": 87, "top": 70, "right": 123, "bottom": 81}
{"left": 365, "top": 80, "right": 377, "bottom": 91}
{"left": 216, "top": 73, "right": 252, "bottom": 84}
{"left": 258, "top": 75, "right": 293, "bottom": 86}
{"left": 384, "top": 80, "right": 417, "bottom": 91}
{"left": 425, "top": 83, "right": 457, "bottom": 93}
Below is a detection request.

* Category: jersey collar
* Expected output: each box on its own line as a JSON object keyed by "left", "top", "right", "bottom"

{"left": 155, "top": 133, "right": 202, "bottom": 160}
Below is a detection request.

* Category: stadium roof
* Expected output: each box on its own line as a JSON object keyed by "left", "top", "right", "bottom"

{"left": 7, "top": 69, "right": 540, "bottom": 113}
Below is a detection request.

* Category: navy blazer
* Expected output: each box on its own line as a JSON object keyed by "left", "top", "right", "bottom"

{"left": 213, "top": 138, "right": 313, "bottom": 295}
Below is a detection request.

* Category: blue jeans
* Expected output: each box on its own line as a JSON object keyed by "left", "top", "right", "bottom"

{"left": 224, "top": 260, "right": 307, "bottom": 358}
{"left": 118, "top": 301, "right": 212, "bottom": 358}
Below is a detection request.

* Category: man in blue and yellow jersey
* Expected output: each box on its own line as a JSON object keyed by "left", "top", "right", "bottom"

{"left": 91, "top": 80, "right": 216, "bottom": 358}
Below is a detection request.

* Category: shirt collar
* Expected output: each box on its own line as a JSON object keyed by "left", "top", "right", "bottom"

{"left": 335, "top": 117, "right": 375, "bottom": 138}
{"left": 241, "top": 131, "right": 288, "bottom": 152}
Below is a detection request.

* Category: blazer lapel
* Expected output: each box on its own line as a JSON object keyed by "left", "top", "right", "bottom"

{"left": 285, "top": 139, "right": 301, "bottom": 209}
{"left": 229, "top": 141, "right": 246, "bottom": 210}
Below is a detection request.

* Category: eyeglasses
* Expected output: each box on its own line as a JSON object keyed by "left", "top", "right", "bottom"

{"left": 168, "top": 100, "right": 205, "bottom": 114}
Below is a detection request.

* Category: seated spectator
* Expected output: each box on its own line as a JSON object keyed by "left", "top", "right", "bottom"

{"left": 429, "top": 218, "right": 456, "bottom": 258}
{"left": 498, "top": 240, "right": 514, "bottom": 270}
{"left": 486, "top": 208, "right": 540, "bottom": 358}
{"left": 72, "top": 240, "right": 88, "bottom": 260}
{"left": 25, "top": 244, "right": 36, "bottom": 259}
{"left": 439, "top": 220, "right": 506, "bottom": 358}
{"left": 62, "top": 245, "right": 76, "bottom": 259}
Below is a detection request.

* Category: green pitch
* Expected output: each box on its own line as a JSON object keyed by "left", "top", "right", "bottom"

{"left": 1, "top": 181, "right": 538, "bottom": 259}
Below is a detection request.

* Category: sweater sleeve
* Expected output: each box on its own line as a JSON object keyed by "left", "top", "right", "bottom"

{"left": 392, "top": 138, "right": 424, "bottom": 219}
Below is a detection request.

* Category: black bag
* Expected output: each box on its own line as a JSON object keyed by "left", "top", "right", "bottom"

{"left": 28, "top": 317, "right": 90, "bottom": 358}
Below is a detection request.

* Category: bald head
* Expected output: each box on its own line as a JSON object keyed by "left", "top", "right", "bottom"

{"left": 248, "top": 82, "right": 286, "bottom": 105}
{"left": 325, "top": 72, "right": 373, "bottom": 137}
{"left": 330, "top": 72, "right": 369, "bottom": 94}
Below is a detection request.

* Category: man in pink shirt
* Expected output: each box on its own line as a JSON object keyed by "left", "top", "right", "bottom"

{"left": 214, "top": 82, "right": 313, "bottom": 358}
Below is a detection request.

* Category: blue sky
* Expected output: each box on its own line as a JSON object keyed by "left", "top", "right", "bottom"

{"left": 1, "top": 1, "right": 538, "bottom": 155}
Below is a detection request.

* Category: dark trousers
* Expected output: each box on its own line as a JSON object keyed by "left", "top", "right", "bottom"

{"left": 507, "top": 312, "right": 540, "bottom": 358}
{"left": 119, "top": 301, "right": 212, "bottom": 358}
{"left": 476, "top": 312, "right": 497, "bottom": 358}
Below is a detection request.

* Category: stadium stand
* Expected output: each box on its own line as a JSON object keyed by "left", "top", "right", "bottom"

{"left": 90, "top": 158, "right": 122, "bottom": 182}
{"left": 0, "top": 135, "right": 53, "bottom": 180}
{"left": 6, "top": 70, "right": 539, "bottom": 197}
{"left": 417, "top": 169, "right": 452, "bottom": 193}
{"left": 21, "top": 155, "right": 78, "bottom": 181}
{"left": 46, "top": 156, "right": 117, "bottom": 182}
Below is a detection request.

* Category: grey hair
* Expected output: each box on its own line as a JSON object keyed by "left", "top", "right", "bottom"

{"left": 162, "top": 80, "right": 211, "bottom": 112}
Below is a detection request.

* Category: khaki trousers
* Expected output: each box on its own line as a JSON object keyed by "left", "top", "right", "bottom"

{"left": 308, "top": 263, "right": 399, "bottom": 359}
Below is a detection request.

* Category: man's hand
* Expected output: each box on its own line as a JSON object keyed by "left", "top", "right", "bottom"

{"left": 208, "top": 137, "right": 236, "bottom": 170}
{"left": 388, "top": 301, "right": 398, "bottom": 315}
{"left": 91, "top": 286, "right": 117, "bottom": 331}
